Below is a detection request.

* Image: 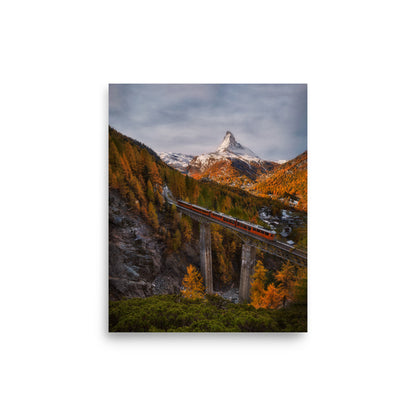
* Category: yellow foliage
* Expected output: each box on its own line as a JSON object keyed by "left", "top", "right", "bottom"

{"left": 181, "top": 265, "right": 205, "bottom": 300}
{"left": 261, "top": 283, "right": 282, "bottom": 309}
{"left": 148, "top": 202, "right": 159, "bottom": 230}
{"left": 180, "top": 217, "right": 192, "bottom": 243}
{"left": 120, "top": 153, "right": 133, "bottom": 181}
{"left": 274, "top": 261, "right": 297, "bottom": 308}
{"left": 250, "top": 260, "right": 303, "bottom": 309}
{"left": 252, "top": 151, "right": 307, "bottom": 211}
{"left": 250, "top": 260, "right": 267, "bottom": 309}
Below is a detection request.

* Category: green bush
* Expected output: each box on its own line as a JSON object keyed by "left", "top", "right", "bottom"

{"left": 109, "top": 295, "right": 307, "bottom": 332}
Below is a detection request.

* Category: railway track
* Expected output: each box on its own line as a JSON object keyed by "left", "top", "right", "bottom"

{"left": 173, "top": 200, "right": 307, "bottom": 267}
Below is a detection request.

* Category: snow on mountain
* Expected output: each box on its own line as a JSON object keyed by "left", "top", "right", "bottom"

{"left": 159, "top": 131, "right": 283, "bottom": 190}
{"left": 158, "top": 152, "right": 194, "bottom": 173}
{"left": 216, "top": 131, "right": 260, "bottom": 160}
{"left": 186, "top": 131, "right": 279, "bottom": 187}
{"left": 189, "top": 131, "right": 262, "bottom": 171}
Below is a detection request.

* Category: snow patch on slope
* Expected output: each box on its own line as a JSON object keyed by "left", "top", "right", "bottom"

{"left": 158, "top": 152, "right": 194, "bottom": 173}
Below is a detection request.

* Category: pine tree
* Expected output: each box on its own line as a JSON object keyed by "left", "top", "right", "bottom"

{"left": 146, "top": 179, "right": 155, "bottom": 203}
{"left": 218, "top": 253, "right": 232, "bottom": 284}
{"left": 137, "top": 149, "right": 145, "bottom": 176}
{"left": 294, "top": 266, "right": 307, "bottom": 305}
{"left": 181, "top": 265, "right": 205, "bottom": 300}
{"left": 124, "top": 142, "right": 139, "bottom": 175}
{"left": 229, "top": 240, "right": 237, "bottom": 256}
{"left": 118, "top": 177, "right": 130, "bottom": 199}
{"left": 109, "top": 141, "right": 123, "bottom": 171}
{"left": 120, "top": 153, "right": 133, "bottom": 182}
{"left": 127, "top": 190, "right": 136, "bottom": 209}
{"left": 109, "top": 165, "right": 119, "bottom": 189}
{"left": 148, "top": 160, "right": 162, "bottom": 188}
{"left": 274, "top": 260, "right": 297, "bottom": 308}
{"left": 155, "top": 190, "right": 165, "bottom": 207}
{"left": 250, "top": 260, "right": 268, "bottom": 309}
{"left": 261, "top": 283, "right": 282, "bottom": 309}
{"left": 140, "top": 203, "right": 149, "bottom": 223}
{"left": 180, "top": 217, "right": 193, "bottom": 243}
{"left": 148, "top": 202, "right": 159, "bottom": 230}
{"left": 171, "top": 229, "right": 181, "bottom": 251}
{"left": 129, "top": 176, "right": 146, "bottom": 204}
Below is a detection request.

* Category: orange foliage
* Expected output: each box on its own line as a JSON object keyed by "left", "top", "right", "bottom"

{"left": 261, "top": 283, "right": 282, "bottom": 309}
{"left": 250, "top": 260, "right": 301, "bottom": 309}
{"left": 181, "top": 265, "right": 205, "bottom": 300}
{"left": 250, "top": 260, "right": 268, "bottom": 309}
{"left": 253, "top": 151, "right": 307, "bottom": 211}
{"left": 274, "top": 261, "right": 297, "bottom": 308}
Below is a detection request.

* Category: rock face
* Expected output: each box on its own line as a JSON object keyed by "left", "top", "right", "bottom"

{"left": 109, "top": 189, "right": 199, "bottom": 300}
{"left": 109, "top": 188, "right": 287, "bottom": 301}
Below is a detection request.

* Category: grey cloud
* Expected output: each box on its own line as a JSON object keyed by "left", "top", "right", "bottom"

{"left": 109, "top": 84, "right": 307, "bottom": 160}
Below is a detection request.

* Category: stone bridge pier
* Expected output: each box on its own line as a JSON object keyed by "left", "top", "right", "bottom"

{"left": 199, "top": 222, "right": 256, "bottom": 301}
{"left": 239, "top": 243, "right": 256, "bottom": 303}
{"left": 167, "top": 195, "right": 306, "bottom": 303}
{"left": 199, "top": 222, "right": 213, "bottom": 294}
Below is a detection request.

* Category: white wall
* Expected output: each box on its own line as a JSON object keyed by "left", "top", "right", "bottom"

{"left": 1, "top": 1, "right": 415, "bottom": 415}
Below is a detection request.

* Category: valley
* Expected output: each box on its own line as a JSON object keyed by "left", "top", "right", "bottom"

{"left": 158, "top": 131, "right": 307, "bottom": 211}
{"left": 108, "top": 125, "right": 307, "bottom": 332}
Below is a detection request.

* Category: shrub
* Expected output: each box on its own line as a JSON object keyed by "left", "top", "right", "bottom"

{"left": 109, "top": 295, "right": 306, "bottom": 332}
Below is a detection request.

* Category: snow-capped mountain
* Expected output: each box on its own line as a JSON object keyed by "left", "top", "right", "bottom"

{"left": 158, "top": 152, "right": 194, "bottom": 174}
{"left": 216, "top": 131, "right": 260, "bottom": 160}
{"left": 188, "top": 131, "right": 277, "bottom": 187}
{"left": 189, "top": 131, "right": 262, "bottom": 170}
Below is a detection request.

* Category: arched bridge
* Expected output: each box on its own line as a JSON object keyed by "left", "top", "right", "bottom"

{"left": 163, "top": 187, "right": 307, "bottom": 302}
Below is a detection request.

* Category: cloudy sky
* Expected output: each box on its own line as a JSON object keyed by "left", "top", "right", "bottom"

{"left": 109, "top": 84, "right": 307, "bottom": 161}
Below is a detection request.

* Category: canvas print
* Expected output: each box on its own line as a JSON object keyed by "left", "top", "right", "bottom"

{"left": 109, "top": 84, "right": 307, "bottom": 332}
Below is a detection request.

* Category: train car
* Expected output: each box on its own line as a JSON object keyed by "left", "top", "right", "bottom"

{"left": 219, "top": 213, "right": 238, "bottom": 227}
{"left": 210, "top": 211, "right": 224, "bottom": 221}
{"left": 235, "top": 219, "right": 276, "bottom": 241}
{"left": 177, "top": 200, "right": 210, "bottom": 216}
{"left": 176, "top": 200, "right": 276, "bottom": 241}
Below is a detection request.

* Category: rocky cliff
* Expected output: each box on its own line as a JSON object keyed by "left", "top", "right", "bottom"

{"left": 109, "top": 189, "right": 200, "bottom": 300}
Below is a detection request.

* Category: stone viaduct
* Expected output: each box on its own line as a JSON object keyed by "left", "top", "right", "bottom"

{"left": 163, "top": 190, "right": 307, "bottom": 303}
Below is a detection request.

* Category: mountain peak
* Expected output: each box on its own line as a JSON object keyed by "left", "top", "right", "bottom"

{"left": 217, "top": 131, "right": 242, "bottom": 152}
{"left": 216, "top": 131, "right": 259, "bottom": 159}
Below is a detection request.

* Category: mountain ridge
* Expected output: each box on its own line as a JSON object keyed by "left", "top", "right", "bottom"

{"left": 187, "top": 131, "right": 276, "bottom": 186}
{"left": 108, "top": 126, "right": 289, "bottom": 300}
{"left": 158, "top": 152, "right": 194, "bottom": 174}
{"left": 249, "top": 151, "right": 307, "bottom": 211}
{"left": 155, "top": 130, "right": 306, "bottom": 211}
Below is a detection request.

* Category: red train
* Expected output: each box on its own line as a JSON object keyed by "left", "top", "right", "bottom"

{"left": 177, "top": 200, "right": 277, "bottom": 241}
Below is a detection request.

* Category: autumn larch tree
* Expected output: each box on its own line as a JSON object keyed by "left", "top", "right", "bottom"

{"left": 274, "top": 260, "right": 297, "bottom": 308}
{"left": 171, "top": 228, "right": 182, "bottom": 251}
{"left": 180, "top": 217, "right": 193, "bottom": 243}
{"left": 261, "top": 283, "right": 282, "bottom": 309}
{"left": 181, "top": 265, "right": 205, "bottom": 300}
{"left": 250, "top": 260, "right": 268, "bottom": 309}
{"left": 147, "top": 202, "right": 159, "bottom": 230}
{"left": 294, "top": 266, "right": 307, "bottom": 305}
